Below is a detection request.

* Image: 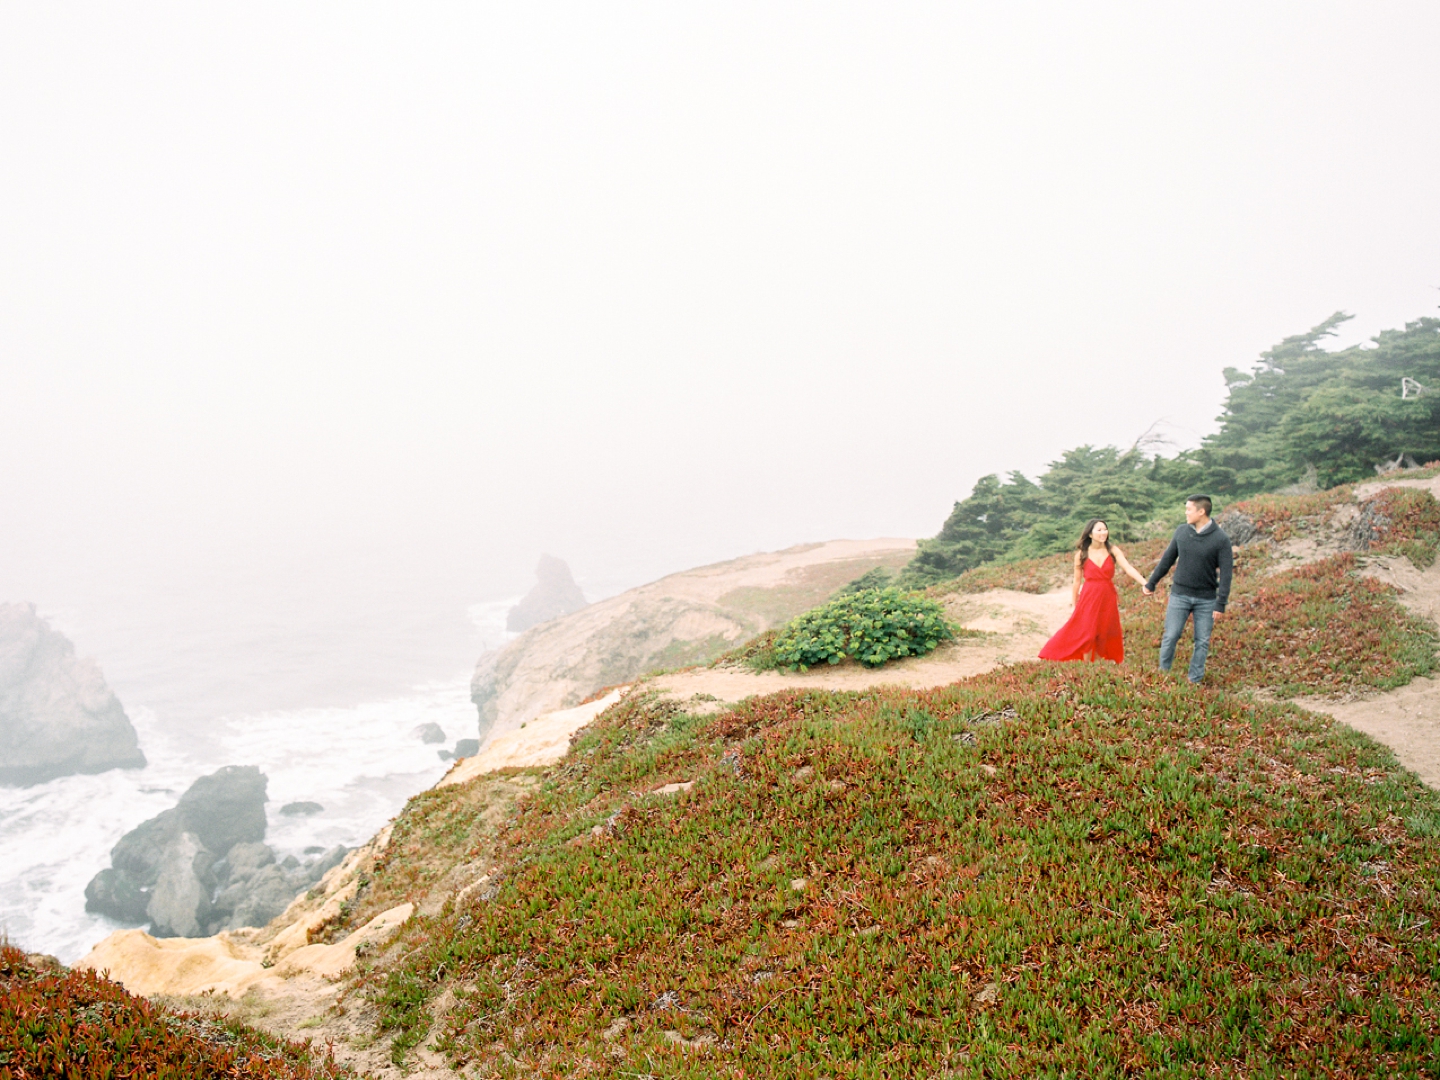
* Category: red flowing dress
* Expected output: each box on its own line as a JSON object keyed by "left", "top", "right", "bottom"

{"left": 1039, "top": 553, "right": 1125, "bottom": 663}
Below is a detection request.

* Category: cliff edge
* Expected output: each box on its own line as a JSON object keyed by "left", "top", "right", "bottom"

{"left": 470, "top": 537, "right": 917, "bottom": 743}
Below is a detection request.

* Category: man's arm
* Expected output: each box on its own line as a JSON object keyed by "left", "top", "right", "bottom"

{"left": 1215, "top": 537, "right": 1234, "bottom": 613}
{"left": 1144, "top": 537, "right": 1179, "bottom": 593}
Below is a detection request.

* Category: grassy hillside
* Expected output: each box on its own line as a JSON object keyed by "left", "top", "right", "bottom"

{"left": 931, "top": 484, "right": 1440, "bottom": 699}
{"left": 367, "top": 668, "right": 1440, "bottom": 1077}
{"left": 325, "top": 484, "right": 1440, "bottom": 1077}
{"left": 8, "top": 480, "right": 1438, "bottom": 1078}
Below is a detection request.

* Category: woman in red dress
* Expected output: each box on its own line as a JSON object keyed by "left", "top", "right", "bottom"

{"left": 1040, "top": 519, "right": 1150, "bottom": 663}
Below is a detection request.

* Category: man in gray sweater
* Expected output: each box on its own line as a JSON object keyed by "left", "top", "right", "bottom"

{"left": 1143, "top": 495, "right": 1234, "bottom": 683}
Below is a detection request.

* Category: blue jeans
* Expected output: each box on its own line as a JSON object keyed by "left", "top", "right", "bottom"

{"left": 1160, "top": 593, "right": 1216, "bottom": 683}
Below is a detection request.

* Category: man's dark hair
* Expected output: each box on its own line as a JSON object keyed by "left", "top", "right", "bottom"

{"left": 1186, "top": 494, "right": 1213, "bottom": 516}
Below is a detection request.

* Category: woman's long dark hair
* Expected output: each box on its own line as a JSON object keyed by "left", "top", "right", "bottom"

{"left": 1077, "top": 518, "right": 1113, "bottom": 559}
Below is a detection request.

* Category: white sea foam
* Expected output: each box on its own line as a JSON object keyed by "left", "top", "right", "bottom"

{"left": 0, "top": 705, "right": 204, "bottom": 961}
{"left": 0, "top": 599, "right": 519, "bottom": 964}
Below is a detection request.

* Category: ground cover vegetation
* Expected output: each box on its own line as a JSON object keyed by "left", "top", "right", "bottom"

{"left": 307, "top": 775, "right": 527, "bottom": 947}
{"left": 365, "top": 665, "right": 1440, "bottom": 1077}
{"left": 340, "top": 472, "right": 1439, "bottom": 1074}
{"left": 1367, "top": 487, "right": 1440, "bottom": 569}
{"left": 904, "top": 313, "right": 1440, "bottom": 584}
{"left": 0, "top": 944, "right": 351, "bottom": 1080}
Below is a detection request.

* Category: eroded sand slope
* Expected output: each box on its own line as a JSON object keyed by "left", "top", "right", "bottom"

{"left": 471, "top": 538, "right": 918, "bottom": 739}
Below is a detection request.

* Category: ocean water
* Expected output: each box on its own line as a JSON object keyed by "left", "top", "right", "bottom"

{"left": 0, "top": 597, "right": 517, "bottom": 963}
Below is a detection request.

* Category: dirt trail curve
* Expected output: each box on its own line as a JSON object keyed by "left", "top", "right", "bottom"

{"left": 651, "top": 587, "right": 1073, "bottom": 703}
{"left": 656, "top": 473, "right": 1440, "bottom": 791}
{"left": 1297, "top": 472, "right": 1440, "bottom": 788}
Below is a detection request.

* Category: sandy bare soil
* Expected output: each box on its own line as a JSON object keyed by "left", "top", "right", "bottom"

{"left": 1353, "top": 473, "right": 1440, "bottom": 501}
{"left": 652, "top": 587, "right": 1074, "bottom": 703}
{"left": 1300, "top": 548, "right": 1440, "bottom": 789}
{"left": 1300, "top": 677, "right": 1440, "bottom": 790}
{"left": 474, "top": 537, "right": 918, "bottom": 738}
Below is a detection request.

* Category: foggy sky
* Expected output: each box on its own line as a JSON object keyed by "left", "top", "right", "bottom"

{"left": 3, "top": 4, "right": 1439, "bottom": 711}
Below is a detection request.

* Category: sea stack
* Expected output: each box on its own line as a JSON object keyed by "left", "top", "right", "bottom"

{"left": 0, "top": 602, "right": 146, "bottom": 786}
{"left": 505, "top": 554, "right": 588, "bottom": 632}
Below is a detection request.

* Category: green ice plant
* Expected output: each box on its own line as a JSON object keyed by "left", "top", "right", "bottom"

{"left": 771, "top": 587, "right": 953, "bottom": 670}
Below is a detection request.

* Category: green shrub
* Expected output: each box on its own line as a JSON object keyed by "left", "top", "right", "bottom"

{"left": 835, "top": 566, "right": 894, "bottom": 595}
{"left": 771, "top": 588, "right": 953, "bottom": 670}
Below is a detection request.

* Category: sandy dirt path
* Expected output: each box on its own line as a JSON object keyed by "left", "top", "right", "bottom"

{"left": 653, "top": 545, "right": 1440, "bottom": 799}
{"left": 1301, "top": 678, "right": 1440, "bottom": 790}
{"left": 652, "top": 587, "right": 1074, "bottom": 702}
{"left": 1300, "top": 549, "right": 1440, "bottom": 789}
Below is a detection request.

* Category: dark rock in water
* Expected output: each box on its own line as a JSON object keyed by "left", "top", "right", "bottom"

{"left": 413, "top": 722, "right": 446, "bottom": 744}
{"left": 109, "top": 808, "right": 184, "bottom": 888}
{"left": 306, "top": 845, "right": 348, "bottom": 882}
{"left": 86, "top": 763, "right": 351, "bottom": 937}
{"left": 437, "top": 749, "right": 453, "bottom": 761}
{"left": 176, "top": 766, "right": 267, "bottom": 854}
{"left": 147, "top": 831, "right": 213, "bottom": 937}
{"left": 0, "top": 602, "right": 146, "bottom": 786}
{"left": 221, "top": 841, "right": 275, "bottom": 881}
{"left": 219, "top": 864, "right": 297, "bottom": 931}
{"left": 506, "top": 555, "right": 587, "bottom": 633}
{"left": 84, "top": 868, "right": 149, "bottom": 923}
{"left": 86, "top": 765, "right": 265, "bottom": 931}
{"left": 279, "top": 801, "right": 324, "bottom": 817}
{"left": 206, "top": 844, "right": 349, "bottom": 933}
{"left": 303, "top": 845, "right": 325, "bottom": 855}
{"left": 453, "top": 738, "right": 479, "bottom": 759}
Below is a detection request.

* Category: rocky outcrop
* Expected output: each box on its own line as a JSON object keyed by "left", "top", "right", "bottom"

{"left": 84, "top": 765, "right": 347, "bottom": 937}
{"left": 1216, "top": 510, "right": 1258, "bottom": 546}
{"left": 507, "top": 554, "right": 589, "bottom": 632}
{"left": 412, "top": 722, "right": 446, "bottom": 744}
{"left": 471, "top": 538, "right": 917, "bottom": 742}
{"left": 0, "top": 602, "right": 145, "bottom": 785}
{"left": 78, "top": 693, "right": 609, "bottom": 1004}
{"left": 278, "top": 801, "right": 323, "bottom": 817}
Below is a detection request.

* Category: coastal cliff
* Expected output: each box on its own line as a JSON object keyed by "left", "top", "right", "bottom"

{"left": 470, "top": 538, "right": 917, "bottom": 742}
{"left": 0, "top": 602, "right": 146, "bottom": 786}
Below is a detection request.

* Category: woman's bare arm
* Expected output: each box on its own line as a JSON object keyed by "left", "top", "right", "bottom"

{"left": 1112, "top": 546, "right": 1149, "bottom": 587}
{"left": 1071, "top": 551, "right": 1084, "bottom": 605}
